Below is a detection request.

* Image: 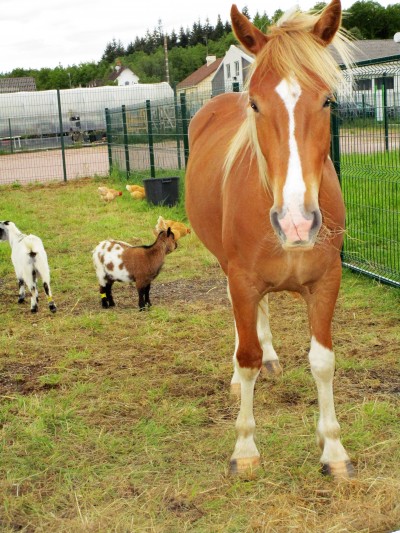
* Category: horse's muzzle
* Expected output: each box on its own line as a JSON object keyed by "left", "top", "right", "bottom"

{"left": 270, "top": 207, "right": 322, "bottom": 250}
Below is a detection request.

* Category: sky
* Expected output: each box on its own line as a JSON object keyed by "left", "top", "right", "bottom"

{"left": 0, "top": 0, "right": 394, "bottom": 74}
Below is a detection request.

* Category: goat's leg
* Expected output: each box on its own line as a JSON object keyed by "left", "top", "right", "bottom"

{"left": 43, "top": 281, "right": 57, "bottom": 313}
{"left": 105, "top": 281, "right": 115, "bottom": 307}
{"left": 137, "top": 286, "right": 146, "bottom": 311}
{"left": 144, "top": 284, "right": 151, "bottom": 308}
{"left": 17, "top": 279, "right": 25, "bottom": 303}
{"left": 99, "top": 285, "right": 109, "bottom": 308}
{"left": 25, "top": 269, "right": 38, "bottom": 313}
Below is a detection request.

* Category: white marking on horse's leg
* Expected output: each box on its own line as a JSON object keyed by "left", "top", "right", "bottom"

{"left": 227, "top": 283, "right": 241, "bottom": 395}
{"left": 309, "top": 336, "right": 352, "bottom": 473}
{"left": 230, "top": 366, "right": 260, "bottom": 473}
{"left": 257, "top": 296, "right": 281, "bottom": 375}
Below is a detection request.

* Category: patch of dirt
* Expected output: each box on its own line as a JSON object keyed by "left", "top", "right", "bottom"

{"left": 154, "top": 277, "right": 229, "bottom": 305}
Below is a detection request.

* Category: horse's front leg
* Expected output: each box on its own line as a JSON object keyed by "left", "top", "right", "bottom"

{"left": 228, "top": 273, "right": 262, "bottom": 474}
{"left": 306, "top": 265, "right": 355, "bottom": 479}
{"left": 228, "top": 288, "right": 281, "bottom": 397}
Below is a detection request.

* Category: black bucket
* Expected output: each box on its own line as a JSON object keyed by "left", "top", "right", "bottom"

{"left": 143, "top": 177, "right": 179, "bottom": 207}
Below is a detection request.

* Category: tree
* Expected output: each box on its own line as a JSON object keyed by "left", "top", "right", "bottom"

{"left": 178, "top": 26, "right": 189, "bottom": 48}
{"left": 241, "top": 6, "right": 251, "bottom": 19}
{"left": 212, "top": 15, "right": 225, "bottom": 40}
{"left": 271, "top": 9, "right": 284, "bottom": 24}
{"left": 102, "top": 39, "right": 125, "bottom": 63}
{"left": 343, "top": 1, "right": 386, "bottom": 39}
{"left": 253, "top": 11, "right": 270, "bottom": 31}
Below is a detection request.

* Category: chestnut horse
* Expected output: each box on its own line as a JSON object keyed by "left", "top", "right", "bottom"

{"left": 185, "top": 0, "right": 356, "bottom": 479}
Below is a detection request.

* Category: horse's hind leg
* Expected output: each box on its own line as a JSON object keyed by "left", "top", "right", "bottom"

{"left": 229, "top": 287, "right": 280, "bottom": 397}
{"left": 306, "top": 266, "right": 354, "bottom": 479}
{"left": 257, "top": 295, "right": 282, "bottom": 376}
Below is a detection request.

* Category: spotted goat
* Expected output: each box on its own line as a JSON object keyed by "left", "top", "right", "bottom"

{"left": 92, "top": 228, "right": 177, "bottom": 310}
{"left": 0, "top": 221, "right": 56, "bottom": 313}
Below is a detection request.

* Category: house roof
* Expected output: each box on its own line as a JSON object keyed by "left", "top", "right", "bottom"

{"left": 332, "top": 39, "right": 400, "bottom": 65}
{"left": 0, "top": 76, "right": 36, "bottom": 93}
{"left": 109, "top": 66, "right": 135, "bottom": 81}
{"left": 177, "top": 58, "right": 223, "bottom": 89}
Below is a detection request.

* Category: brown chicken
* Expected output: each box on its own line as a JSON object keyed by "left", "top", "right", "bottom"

{"left": 98, "top": 186, "right": 122, "bottom": 202}
{"left": 126, "top": 184, "right": 146, "bottom": 199}
{"left": 154, "top": 215, "right": 191, "bottom": 240}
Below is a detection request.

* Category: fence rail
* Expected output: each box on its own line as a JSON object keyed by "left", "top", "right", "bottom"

{"left": 0, "top": 66, "right": 399, "bottom": 287}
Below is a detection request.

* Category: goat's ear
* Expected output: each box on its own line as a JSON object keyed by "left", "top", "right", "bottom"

{"left": 4, "top": 221, "right": 10, "bottom": 225}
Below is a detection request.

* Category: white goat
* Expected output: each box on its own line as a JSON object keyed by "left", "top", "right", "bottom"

{"left": 0, "top": 221, "right": 56, "bottom": 313}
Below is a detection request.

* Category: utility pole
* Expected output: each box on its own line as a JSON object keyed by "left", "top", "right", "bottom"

{"left": 164, "top": 34, "right": 170, "bottom": 85}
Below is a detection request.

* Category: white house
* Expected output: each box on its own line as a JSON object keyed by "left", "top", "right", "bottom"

{"left": 211, "top": 45, "right": 254, "bottom": 95}
{"left": 109, "top": 61, "right": 139, "bottom": 86}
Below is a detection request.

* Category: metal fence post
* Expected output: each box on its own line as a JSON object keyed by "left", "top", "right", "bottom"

{"left": 330, "top": 100, "right": 343, "bottom": 260}
{"left": 56, "top": 89, "right": 67, "bottom": 182}
{"left": 330, "top": 100, "right": 341, "bottom": 181}
{"left": 180, "top": 92, "right": 189, "bottom": 167}
{"left": 383, "top": 73, "right": 389, "bottom": 151}
{"left": 146, "top": 100, "right": 156, "bottom": 178}
{"left": 173, "top": 87, "right": 182, "bottom": 170}
{"left": 8, "top": 119, "right": 13, "bottom": 155}
{"left": 105, "top": 108, "right": 113, "bottom": 173}
{"left": 121, "top": 104, "right": 130, "bottom": 177}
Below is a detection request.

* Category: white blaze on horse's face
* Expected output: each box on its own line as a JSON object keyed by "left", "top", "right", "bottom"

{"left": 270, "top": 77, "right": 322, "bottom": 250}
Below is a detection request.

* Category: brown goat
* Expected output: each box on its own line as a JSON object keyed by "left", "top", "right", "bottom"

{"left": 92, "top": 228, "right": 177, "bottom": 310}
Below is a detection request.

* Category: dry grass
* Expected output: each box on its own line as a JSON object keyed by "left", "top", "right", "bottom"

{"left": 0, "top": 178, "right": 399, "bottom": 533}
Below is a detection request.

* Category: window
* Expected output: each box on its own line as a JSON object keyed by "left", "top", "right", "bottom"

{"left": 355, "top": 78, "right": 372, "bottom": 91}
{"left": 375, "top": 77, "right": 394, "bottom": 90}
{"left": 226, "top": 64, "right": 231, "bottom": 79}
{"left": 234, "top": 61, "right": 240, "bottom": 77}
{"left": 125, "top": 81, "right": 130, "bottom": 86}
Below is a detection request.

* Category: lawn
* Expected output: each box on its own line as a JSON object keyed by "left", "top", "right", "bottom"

{"left": 0, "top": 176, "right": 399, "bottom": 532}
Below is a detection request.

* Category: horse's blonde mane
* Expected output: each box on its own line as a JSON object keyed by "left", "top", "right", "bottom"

{"left": 223, "top": 6, "right": 356, "bottom": 188}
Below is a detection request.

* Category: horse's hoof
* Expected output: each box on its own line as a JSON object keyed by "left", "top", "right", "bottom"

{"left": 262, "top": 360, "right": 282, "bottom": 376}
{"left": 230, "top": 456, "right": 260, "bottom": 476}
{"left": 230, "top": 382, "right": 241, "bottom": 398}
{"left": 321, "top": 460, "right": 355, "bottom": 479}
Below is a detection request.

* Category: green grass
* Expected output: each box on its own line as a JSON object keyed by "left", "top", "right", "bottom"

{"left": 340, "top": 150, "right": 400, "bottom": 284}
{"left": 0, "top": 177, "right": 399, "bottom": 532}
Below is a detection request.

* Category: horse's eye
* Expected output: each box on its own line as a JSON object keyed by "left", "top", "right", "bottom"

{"left": 250, "top": 101, "right": 259, "bottom": 112}
{"left": 323, "top": 95, "right": 334, "bottom": 108}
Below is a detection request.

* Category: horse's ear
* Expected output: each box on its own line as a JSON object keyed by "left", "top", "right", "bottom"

{"left": 312, "top": 0, "right": 342, "bottom": 46}
{"left": 231, "top": 4, "right": 269, "bottom": 56}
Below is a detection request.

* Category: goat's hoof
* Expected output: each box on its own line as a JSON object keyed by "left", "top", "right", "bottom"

{"left": 321, "top": 460, "right": 355, "bottom": 479}
{"left": 230, "top": 456, "right": 260, "bottom": 476}
{"left": 108, "top": 301, "right": 115, "bottom": 307}
{"left": 102, "top": 301, "right": 109, "bottom": 309}
{"left": 49, "top": 304, "right": 57, "bottom": 313}
{"left": 31, "top": 306, "right": 38, "bottom": 313}
{"left": 139, "top": 307, "right": 146, "bottom": 312}
{"left": 18, "top": 297, "right": 25, "bottom": 304}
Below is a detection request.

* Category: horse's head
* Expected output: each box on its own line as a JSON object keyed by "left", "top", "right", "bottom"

{"left": 231, "top": 0, "right": 351, "bottom": 250}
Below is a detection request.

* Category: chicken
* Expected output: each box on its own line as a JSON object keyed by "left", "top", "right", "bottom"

{"left": 126, "top": 184, "right": 146, "bottom": 199}
{"left": 98, "top": 186, "right": 122, "bottom": 202}
{"left": 154, "top": 215, "right": 191, "bottom": 240}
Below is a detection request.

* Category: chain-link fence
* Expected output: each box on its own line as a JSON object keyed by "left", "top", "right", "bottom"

{"left": 1, "top": 66, "right": 399, "bottom": 287}
{"left": 0, "top": 83, "right": 173, "bottom": 185}
{"left": 331, "top": 56, "right": 400, "bottom": 287}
